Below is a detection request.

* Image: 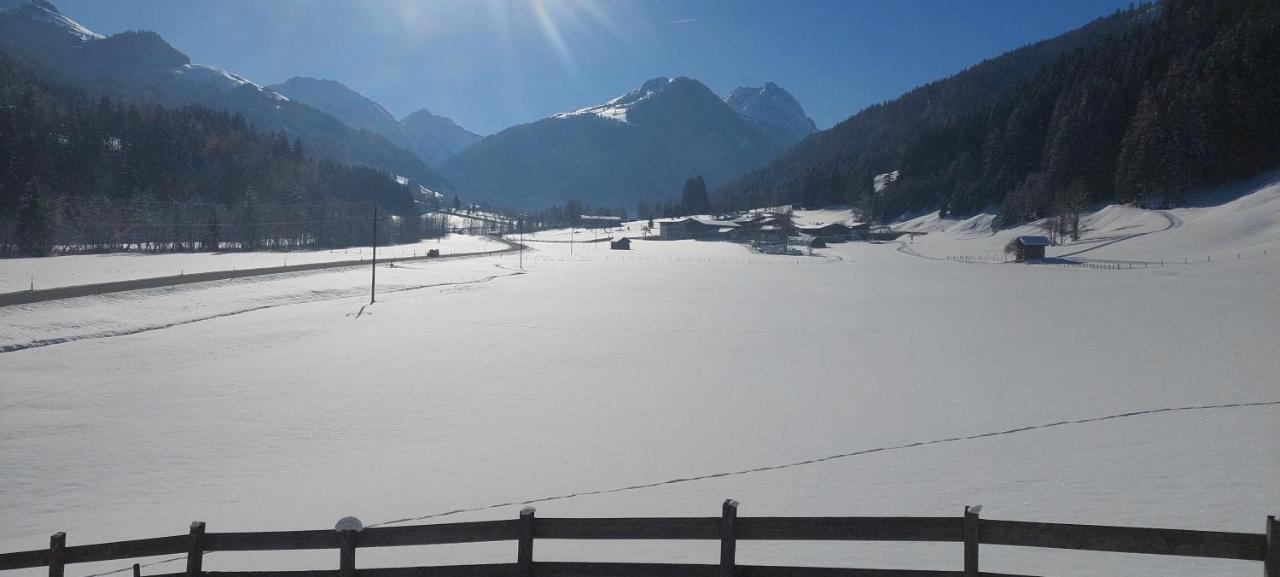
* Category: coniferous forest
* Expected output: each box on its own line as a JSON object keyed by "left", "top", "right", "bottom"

{"left": 717, "top": 0, "right": 1280, "bottom": 225}
{"left": 0, "top": 50, "right": 438, "bottom": 257}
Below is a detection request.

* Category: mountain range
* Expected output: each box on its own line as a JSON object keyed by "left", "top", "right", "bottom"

{"left": 0, "top": 0, "right": 463, "bottom": 195}
{"left": 436, "top": 77, "right": 816, "bottom": 210}
{"left": 267, "top": 77, "right": 482, "bottom": 166}
{"left": 718, "top": 0, "right": 1280, "bottom": 224}
{"left": 0, "top": 0, "right": 821, "bottom": 214}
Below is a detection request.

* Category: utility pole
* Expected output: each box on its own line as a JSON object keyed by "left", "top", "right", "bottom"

{"left": 518, "top": 215, "right": 525, "bottom": 270}
{"left": 370, "top": 203, "right": 378, "bottom": 305}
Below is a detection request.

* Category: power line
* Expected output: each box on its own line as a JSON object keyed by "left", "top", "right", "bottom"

{"left": 72, "top": 217, "right": 379, "bottom": 228}
{"left": 49, "top": 197, "right": 378, "bottom": 209}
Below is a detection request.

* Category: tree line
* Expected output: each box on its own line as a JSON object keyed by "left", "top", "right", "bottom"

{"left": 0, "top": 49, "right": 437, "bottom": 257}
{"left": 716, "top": 0, "right": 1280, "bottom": 228}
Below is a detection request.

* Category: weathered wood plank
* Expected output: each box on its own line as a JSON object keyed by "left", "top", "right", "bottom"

{"left": 735, "top": 518, "right": 963, "bottom": 542}
{"left": 337, "top": 530, "right": 356, "bottom": 577}
{"left": 1263, "top": 516, "right": 1277, "bottom": 577}
{"left": 200, "top": 571, "right": 339, "bottom": 577}
{"left": 0, "top": 548, "right": 54, "bottom": 570}
{"left": 738, "top": 567, "right": 1036, "bottom": 577}
{"left": 359, "top": 521, "right": 520, "bottom": 548}
{"left": 188, "top": 523, "right": 206, "bottom": 577}
{"left": 980, "top": 520, "right": 1266, "bottom": 560}
{"left": 204, "top": 531, "right": 339, "bottom": 552}
{"left": 362, "top": 565, "right": 520, "bottom": 577}
{"left": 533, "top": 518, "right": 719, "bottom": 540}
{"left": 517, "top": 508, "right": 535, "bottom": 577}
{"left": 534, "top": 561, "right": 717, "bottom": 577}
{"left": 59, "top": 535, "right": 189, "bottom": 564}
{"left": 48, "top": 533, "right": 65, "bottom": 577}
{"left": 720, "top": 500, "right": 738, "bottom": 577}
{"left": 962, "top": 507, "right": 979, "bottom": 577}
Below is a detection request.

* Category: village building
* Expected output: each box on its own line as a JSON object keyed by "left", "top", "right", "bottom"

{"left": 659, "top": 217, "right": 739, "bottom": 240}
{"left": 1012, "top": 235, "right": 1051, "bottom": 262}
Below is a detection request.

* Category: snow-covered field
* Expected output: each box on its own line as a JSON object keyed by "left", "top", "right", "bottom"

{"left": 894, "top": 173, "right": 1280, "bottom": 264}
{"left": 0, "top": 183, "right": 1277, "bottom": 577}
{"left": 0, "top": 235, "right": 508, "bottom": 294}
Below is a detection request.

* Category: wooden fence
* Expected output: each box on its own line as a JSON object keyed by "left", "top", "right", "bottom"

{"left": 1, "top": 502, "right": 1275, "bottom": 577}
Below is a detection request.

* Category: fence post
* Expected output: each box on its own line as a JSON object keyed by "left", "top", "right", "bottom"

{"left": 48, "top": 532, "right": 65, "bottom": 577}
{"left": 133, "top": 564, "right": 141, "bottom": 577}
{"left": 1266, "top": 515, "right": 1278, "bottom": 577}
{"left": 335, "top": 517, "right": 363, "bottom": 577}
{"left": 720, "top": 499, "right": 739, "bottom": 577}
{"left": 518, "top": 507, "right": 535, "bottom": 577}
{"left": 963, "top": 506, "right": 981, "bottom": 577}
{"left": 186, "top": 522, "right": 205, "bottom": 577}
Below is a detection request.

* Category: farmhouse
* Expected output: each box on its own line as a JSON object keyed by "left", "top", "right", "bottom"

{"left": 1013, "top": 235, "right": 1051, "bottom": 262}
{"left": 798, "top": 222, "right": 870, "bottom": 242}
{"left": 659, "top": 217, "right": 739, "bottom": 240}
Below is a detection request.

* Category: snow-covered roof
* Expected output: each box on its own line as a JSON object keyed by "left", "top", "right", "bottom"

{"left": 1016, "top": 236, "right": 1052, "bottom": 246}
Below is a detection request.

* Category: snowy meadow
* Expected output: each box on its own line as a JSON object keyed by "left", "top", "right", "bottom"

{"left": 1, "top": 191, "right": 1278, "bottom": 577}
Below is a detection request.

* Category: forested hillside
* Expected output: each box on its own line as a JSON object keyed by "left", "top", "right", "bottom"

{"left": 0, "top": 51, "right": 431, "bottom": 257}
{"left": 0, "top": 1, "right": 455, "bottom": 197}
{"left": 717, "top": 0, "right": 1280, "bottom": 226}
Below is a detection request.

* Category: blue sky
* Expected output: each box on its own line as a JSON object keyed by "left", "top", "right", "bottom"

{"left": 56, "top": 0, "right": 1134, "bottom": 135}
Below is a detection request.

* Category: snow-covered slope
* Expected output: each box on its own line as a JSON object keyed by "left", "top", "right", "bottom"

{"left": 724, "top": 82, "right": 818, "bottom": 147}
{"left": 176, "top": 64, "right": 288, "bottom": 100}
{"left": 269, "top": 77, "right": 411, "bottom": 149}
{"left": 0, "top": 0, "right": 99, "bottom": 40}
{"left": 0, "top": 1, "right": 451, "bottom": 192}
{"left": 553, "top": 77, "right": 675, "bottom": 124}
{"left": 893, "top": 173, "right": 1280, "bottom": 263}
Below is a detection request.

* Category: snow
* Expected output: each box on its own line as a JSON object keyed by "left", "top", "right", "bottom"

{"left": 791, "top": 207, "right": 864, "bottom": 228}
{"left": 32, "top": 4, "right": 101, "bottom": 40}
{"left": 892, "top": 174, "right": 1280, "bottom": 263}
{"left": 0, "top": 0, "right": 101, "bottom": 40}
{"left": 553, "top": 77, "right": 675, "bottom": 124}
{"left": 0, "top": 235, "right": 508, "bottom": 293}
{"left": 171, "top": 65, "right": 289, "bottom": 101}
{"left": 0, "top": 181, "right": 1277, "bottom": 577}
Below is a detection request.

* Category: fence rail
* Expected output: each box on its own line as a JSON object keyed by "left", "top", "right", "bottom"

{"left": 1, "top": 503, "right": 1275, "bottom": 577}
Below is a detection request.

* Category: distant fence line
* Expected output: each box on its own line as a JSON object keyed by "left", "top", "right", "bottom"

{"left": 947, "top": 246, "right": 1273, "bottom": 269}
{"left": 0, "top": 502, "right": 1275, "bottom": 577}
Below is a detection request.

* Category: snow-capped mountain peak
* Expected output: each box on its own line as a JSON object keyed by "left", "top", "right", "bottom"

{"left": 1, "top": 0, "right": 101, "bottom": 40}
{"left": 724, "top": 82, "right": 817, "bottom": 146}
{"left": 553, "top": 76, "right": 676, "bottom": 124}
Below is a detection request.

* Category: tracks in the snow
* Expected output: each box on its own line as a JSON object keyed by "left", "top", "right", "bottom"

{"left": 1056, "top": 209, "right": 1182, "bottom": 258}
{"left": 0, "top": 268, "right": 526, "bottom": 356}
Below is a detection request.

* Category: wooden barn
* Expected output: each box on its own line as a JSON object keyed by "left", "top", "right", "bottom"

{"left": 798, "top": 223, "right": 852, "bottom": 238}
{"left": 1013, "top": 236, "right": 1051, "bottom": 262}
{"left": 659, "top": 217, "right": 738, "bottom": 240}
{"left": 610, "top": 237, "right": 631, "bottom": 250}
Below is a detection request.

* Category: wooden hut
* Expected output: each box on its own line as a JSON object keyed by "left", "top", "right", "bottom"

{"left": 1013, "top": 236, "right": 1050, "bottom": 262}
{"left": 610, "top": 237, "right": 631, "bottom": 250}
